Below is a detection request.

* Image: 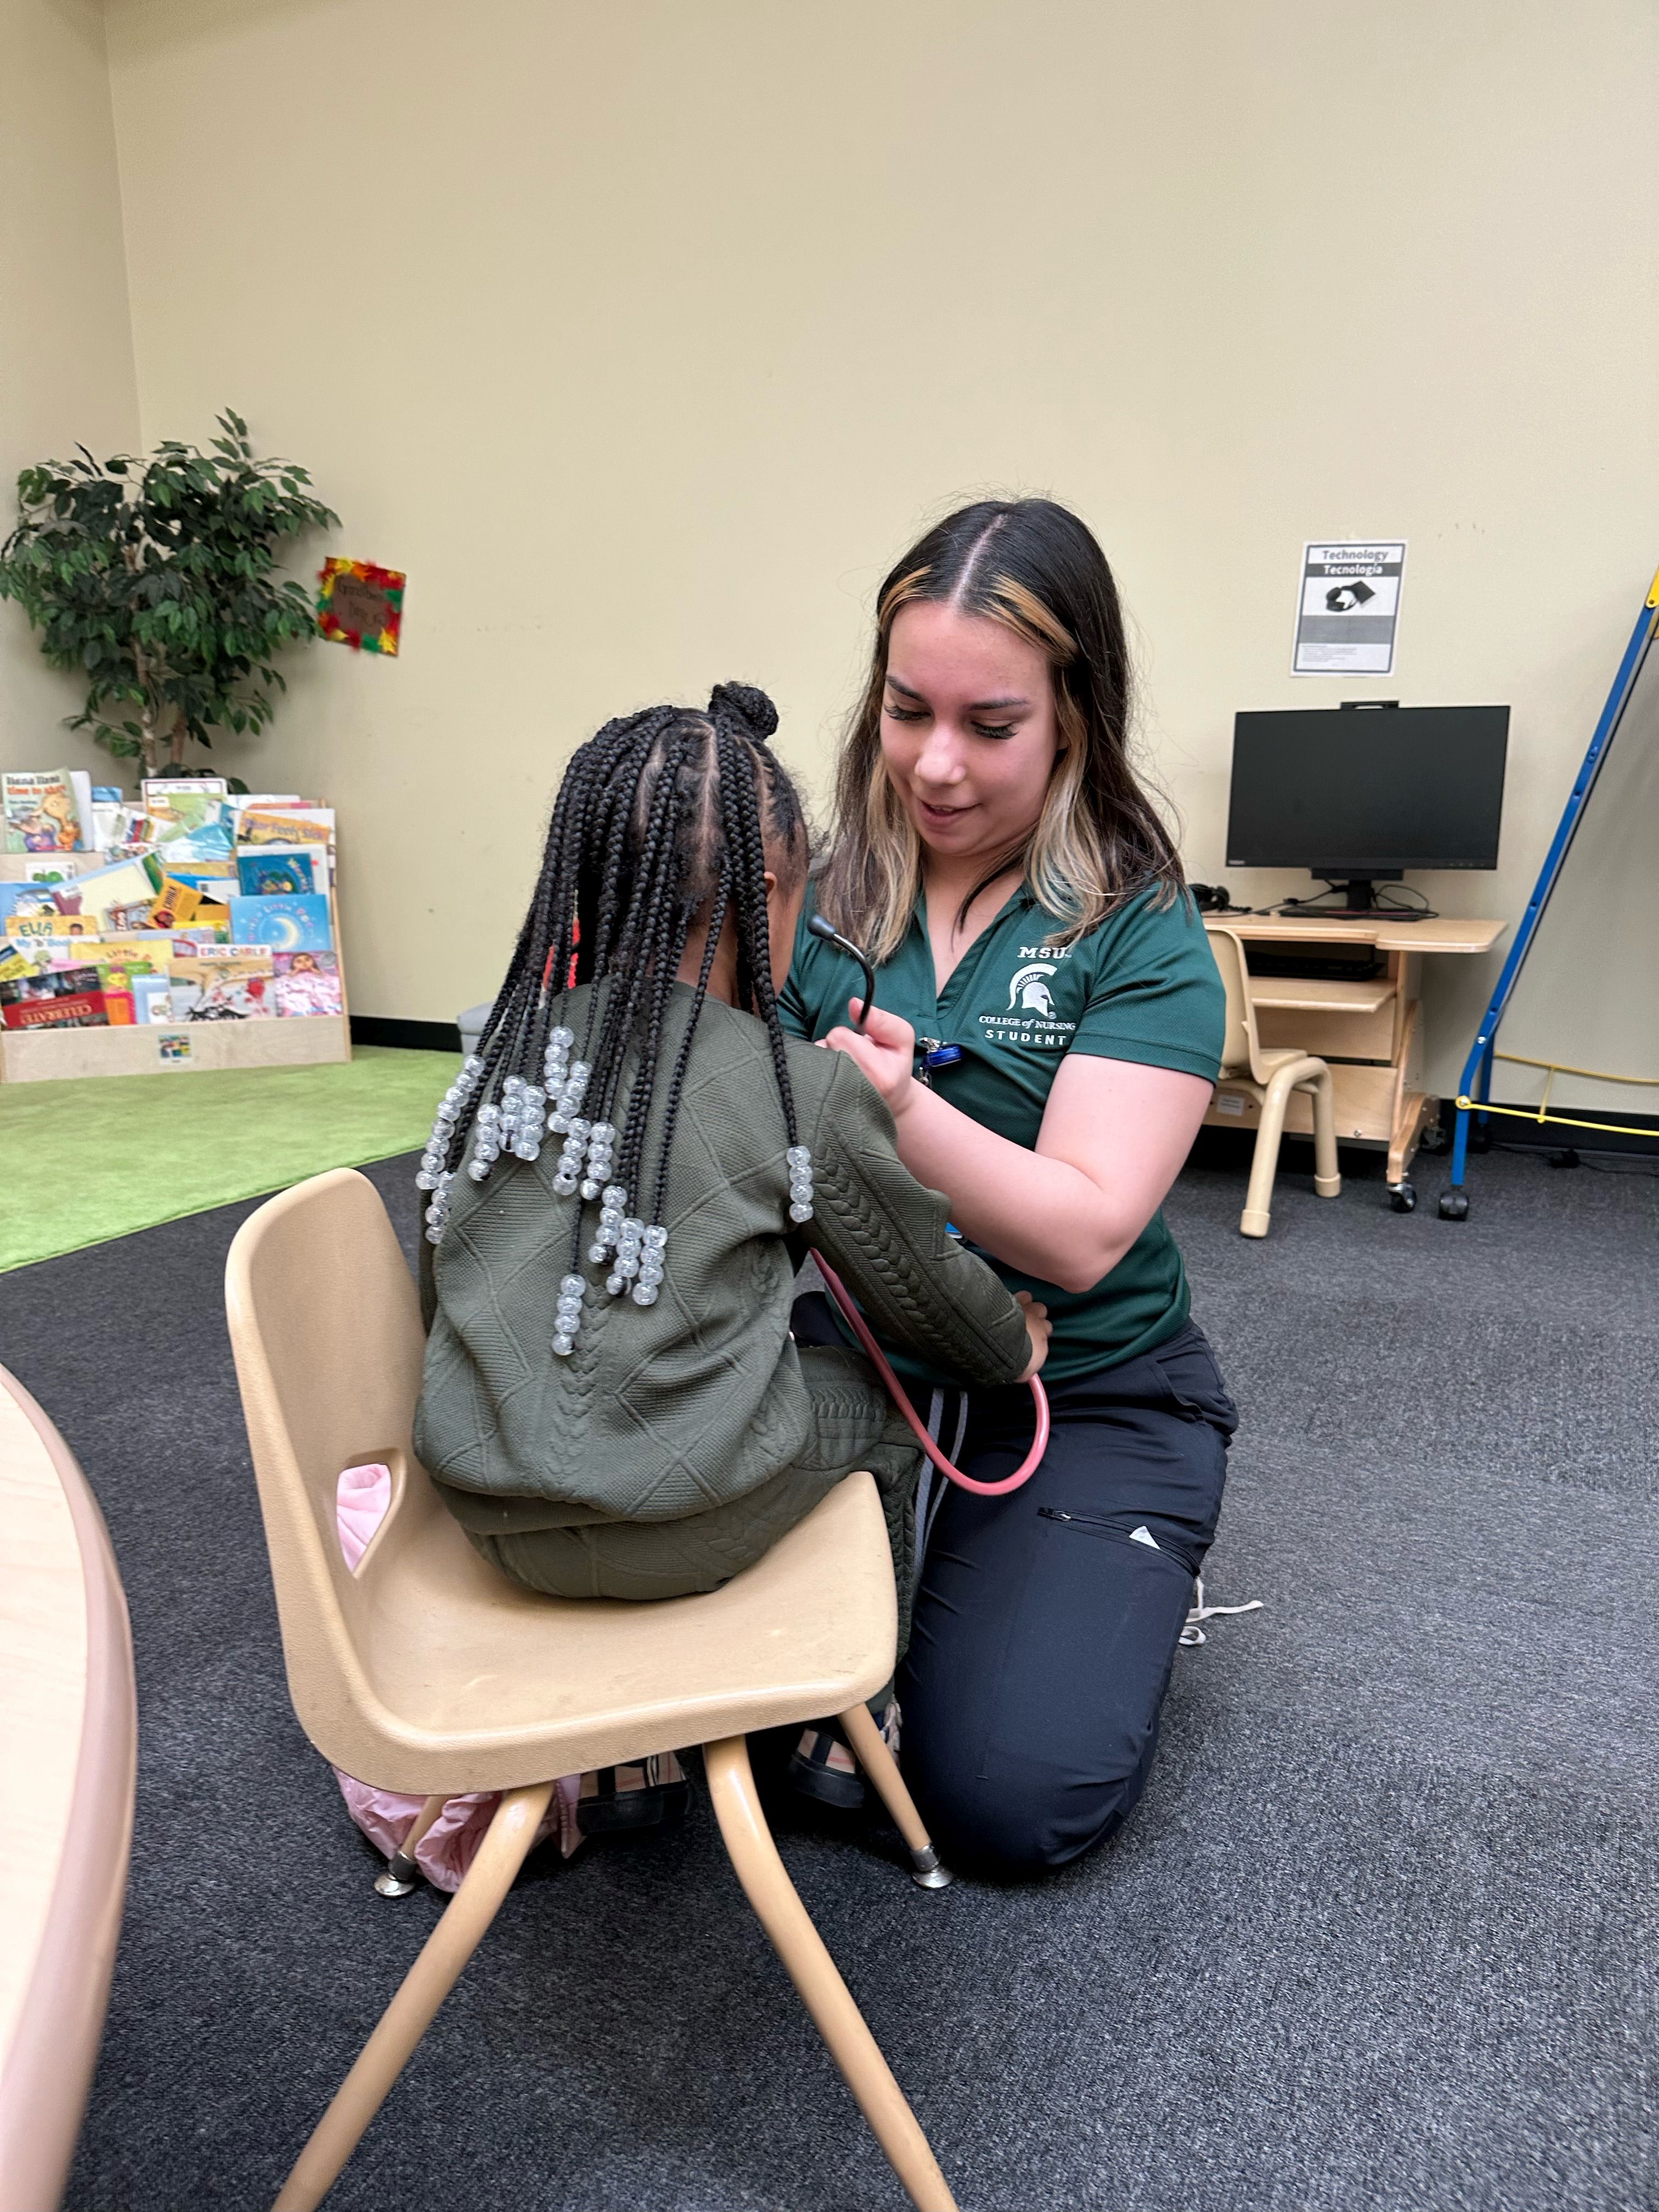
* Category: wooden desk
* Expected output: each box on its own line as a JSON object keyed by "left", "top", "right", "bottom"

{"left": 1203, "top": 915, "right": 1506, "bottom": 1184}
{"left": 0, "top": 1367, "right": 137, "bottom": 2212}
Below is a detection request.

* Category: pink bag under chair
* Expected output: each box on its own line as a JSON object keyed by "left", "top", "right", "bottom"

{"left": 330, "top": 1463, "right": 582, "bottom": 1888}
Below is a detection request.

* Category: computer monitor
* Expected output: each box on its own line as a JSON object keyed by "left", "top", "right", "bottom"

{"left": 1226, "top": 703, "right": 1509, "bottom": 913}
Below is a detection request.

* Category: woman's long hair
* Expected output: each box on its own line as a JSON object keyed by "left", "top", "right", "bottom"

{"left": 819, "top": 499, "right": 1182, "bottom": 962}
{"left": 430, "top": 683, "right": 805, "bottom": 1260}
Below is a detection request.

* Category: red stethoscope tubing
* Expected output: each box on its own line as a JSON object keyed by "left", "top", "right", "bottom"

{"left": 814, "top": 1255, "right": 1050, "bottom": 1497}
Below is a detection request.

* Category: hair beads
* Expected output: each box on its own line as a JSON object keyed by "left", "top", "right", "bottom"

{"left": 419, "top": 684, "right": 810, "bottom": 1370}
{"left": 787, "top": 1143, "right": 815, "bottom": 1222}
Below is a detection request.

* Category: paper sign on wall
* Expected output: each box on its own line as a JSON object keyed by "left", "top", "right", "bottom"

{"left": 1293, "top": 541, "right": 1406, "bottom": 675}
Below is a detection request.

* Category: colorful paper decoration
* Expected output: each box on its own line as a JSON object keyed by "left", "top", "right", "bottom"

{"left": 318, "top": 558, "right": 405, "bottom": 654}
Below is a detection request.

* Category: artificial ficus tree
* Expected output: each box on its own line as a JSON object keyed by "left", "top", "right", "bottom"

{"left": 0, "top": 410, "right": 339, "bottom": 781}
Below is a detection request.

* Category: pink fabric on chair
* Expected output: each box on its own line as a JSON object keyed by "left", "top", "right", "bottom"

{"left": 329, "top": 1463, "right": 582, "bottom": 1887}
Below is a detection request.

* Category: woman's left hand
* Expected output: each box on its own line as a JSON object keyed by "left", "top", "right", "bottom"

{"left": 822, "top": 1001, "right": 918, "bottom": 1118}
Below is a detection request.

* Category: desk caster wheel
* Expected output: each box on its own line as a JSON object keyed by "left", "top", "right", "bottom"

{"left": 1468, "top": 1127, "right": 1492, "bottom": 1155}
{"left": 1388, "top": 1181, "right": 1417, "bottom": 1213}
{"left": 1438, "top": 1191, "right": 1470, "bottom": 1222}
{"left": 1419, "top": 1124, "right": 1450, "bottom": 1155}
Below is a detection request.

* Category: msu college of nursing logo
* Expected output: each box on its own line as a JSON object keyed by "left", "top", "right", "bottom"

{"left": 979, "top": 947, "right": 1076, "bottom": 1049}
{"left": 1006, "top": 962, "right": 1057, "bottom": 1017}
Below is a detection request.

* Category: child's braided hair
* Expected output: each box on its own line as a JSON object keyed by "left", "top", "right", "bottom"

{"left": 416, "top": 684, "right": 815, "bottom": 1351}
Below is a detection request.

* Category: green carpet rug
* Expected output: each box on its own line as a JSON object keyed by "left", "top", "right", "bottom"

{"left": 1, "top": 1044, "right": 459, "bottom": 1272}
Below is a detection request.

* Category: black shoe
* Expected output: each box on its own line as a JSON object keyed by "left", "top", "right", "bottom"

{"left": 788, "top": 1723, "right": 866, "bottom": 1810}
{"left": 575, "top": 1756, "right": 690, "bottom": 1837}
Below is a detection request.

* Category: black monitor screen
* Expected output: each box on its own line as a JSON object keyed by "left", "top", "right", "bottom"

{"left": 1226, "top": 706, "right": 1509, "bottom": 872}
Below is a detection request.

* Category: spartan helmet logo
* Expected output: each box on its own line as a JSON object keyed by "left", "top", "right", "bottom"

{"left": 1007, "top": 962, "right": 1057, "bottom": 1015}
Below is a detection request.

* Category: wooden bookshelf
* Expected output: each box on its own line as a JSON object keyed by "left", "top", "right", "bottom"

{"left": 1, "top": 848, "right": 351, "bottom": 1085}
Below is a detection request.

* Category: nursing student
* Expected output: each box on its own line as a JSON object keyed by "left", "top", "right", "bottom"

{"left": 782, "top": 498, "right": 1235, "bottom": 1877}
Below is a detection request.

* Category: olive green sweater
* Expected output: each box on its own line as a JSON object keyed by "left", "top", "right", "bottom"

{"left": 414, "top": 983, "right": 1030, "bottom": 1537}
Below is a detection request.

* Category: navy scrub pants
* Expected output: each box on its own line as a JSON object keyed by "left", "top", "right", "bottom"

{"left": 898, "top": 1319, "right": 1237, "bottom": 1877}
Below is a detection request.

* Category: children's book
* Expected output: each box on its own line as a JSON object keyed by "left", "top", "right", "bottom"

{"left": 0, "top": 965, "right": 108, "bottom": 1029}
{"left": 239, "top": 806, "right": 335, "bottom": 849}
{"left": 229, "top": 893, "right": 333, "bottom": 952}
{"left": 69, "top": 770, "right": 94, "bottom": 852}
{"left": 131, "top": 974, "right": 174, "bottom": 1024}
{"left": 272, "top": 949, "right": 343, "bottom": 1017}
{"left": 3, "top": 770, "right": 82, "bottom": 854}
{"left": 63, "top": 854, "right": 156, "bottom": 926}
{"left": 7, "top": 912, "right": 103, "bottom": 944}
{"left": 141, "top": 778, "right": 228, "bottom": 836}
{"left": 104, "top": 896, "right": 157, "bottom": 932}
{"left": 0, "top": 882, "right": 60, "bottom": 924}
{"left": 151, "top": 812, "right": 236, "bottom": 863}
{"left": 22, "top": 856, "right": 75, "bottom": 886}
{"left": 167, "top": 947, "right": 275, "bottom": 1021}
{"left": 88, "top": 788, "right": 125, "bottom": 850}
{"left": 235, "top": 846, "right": 319, "bottom": 897}
{"left": 160, "top": 862, "right": 238, "bottom": 893}
{"left": 0, "top": 947, "right": 37, "bottom": 983}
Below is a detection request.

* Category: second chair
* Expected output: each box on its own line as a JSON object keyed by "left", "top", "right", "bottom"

{"left": 1207, "top": 926, "right": 1342, "bottom": 1237}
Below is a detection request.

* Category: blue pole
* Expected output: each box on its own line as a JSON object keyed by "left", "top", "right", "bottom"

{"left": 1444, "top": 574, "right": 1659, "bottom": 1198}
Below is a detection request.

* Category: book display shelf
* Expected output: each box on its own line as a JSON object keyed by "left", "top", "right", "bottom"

{"left": 0, "top": 777, "right": 349, "bottom": 1086}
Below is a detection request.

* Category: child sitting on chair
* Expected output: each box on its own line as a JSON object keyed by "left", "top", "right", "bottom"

{"left": 411, "top": 684, "right": 1046, "bottom": 1825}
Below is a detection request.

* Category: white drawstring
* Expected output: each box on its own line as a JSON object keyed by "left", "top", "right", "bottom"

{"left": 1181, "top": 1576, "right": 1264, "bottom": 1646}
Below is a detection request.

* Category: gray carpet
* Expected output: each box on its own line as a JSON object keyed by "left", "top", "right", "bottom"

{"left": 7, "top": 1134, "right": 1655, "bottom": 2211}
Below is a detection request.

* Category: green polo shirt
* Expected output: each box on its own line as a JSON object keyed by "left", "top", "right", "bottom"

{"left": 779, "top": 882, "right": 1224, "bottom": 1384}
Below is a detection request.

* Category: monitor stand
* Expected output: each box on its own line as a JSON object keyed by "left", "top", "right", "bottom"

{"left": 1277, "top": 874, "right": 1435, "bottom": 921}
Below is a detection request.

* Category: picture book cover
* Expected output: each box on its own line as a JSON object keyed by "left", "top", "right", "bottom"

{"left": 150, "top": 812, "right": 235, "bottom": 863}
{"left": 0, "top": 882, "right": 60, "bottom": 925}
{"left": 239, "top": 806, "right": 334, "bottom": 849}
{"left": 65, "top": 854, "right": 156, "bottom": 925}
{"left": 22, "top": 856, "right": 75, "bottom": 886}
{"left": 141, "top": 777, "right": 228, "bottom": 834}
{"left": 104, "top": 897, "right": 157, "bottom": 932}
{"left": 272, "top": 949, "right": 342, "bottom": 1017}
{"left": 168, "top": 948, "right": 275, "bottom": 1022}
{"left": 3, "top": 770, "right": 82, "bottom": 854}
{"left": 7, "top": 912, "right": 103, "bottom": 943}
{"left": 229, "top": 893, "right": 332, "bottom": 952}
{"left": 0, "top": 965, "right": 108, "bottom": 1029}
{"left": 131, "top": 974, "right": 174, "bottom": 1024}
{"left": 236, "top": 847, "right": 319, "bottom": 897}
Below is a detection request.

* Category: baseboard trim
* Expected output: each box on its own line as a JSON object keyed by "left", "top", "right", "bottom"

{"left": 350, "top": 1015, "right": 463, "bottom": 1054}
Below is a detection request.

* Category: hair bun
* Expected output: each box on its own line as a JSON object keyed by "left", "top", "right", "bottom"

{"left": 708, "top": 681, "right": 779, "bottom": 742}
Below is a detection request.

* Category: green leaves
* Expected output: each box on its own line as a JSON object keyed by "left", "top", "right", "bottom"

{"left": 0, "top": 409, "right": 340, "bottom": 776}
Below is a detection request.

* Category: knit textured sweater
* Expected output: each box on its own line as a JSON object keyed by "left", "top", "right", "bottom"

{"left": 415, "top": 983, "right": 1030, "bottom": 1533}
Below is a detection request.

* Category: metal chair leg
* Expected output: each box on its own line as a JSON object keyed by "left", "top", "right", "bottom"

{"left": 703, "top": 1735, "right": 957, "bottom": 2212}
{"left": 374, "top": 1792, "right": 448, "bottom": 1897}
{"left": 273, "top": 1781, "right": 555, "bottom": 2211}
{"left": 837, "top": 1703, "right": 953, "bottom": 1890}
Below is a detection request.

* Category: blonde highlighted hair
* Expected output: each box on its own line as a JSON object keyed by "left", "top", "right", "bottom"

{"left": 820, "top": 500, "right": 1182, "bottom": 963}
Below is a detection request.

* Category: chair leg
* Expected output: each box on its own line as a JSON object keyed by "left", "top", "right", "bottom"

{"left": 703, "top": 1735, "right": 957, "bottom": 2212}
{"left": 837, "top": 1703, "right": 952, "bottom": 1891}
{"left": 273, "top": 1780, "right": 555, "bottom": 2212}
{"left": 1241, "top": 1068, "right": 1297, "bottom": 1237}
{"left": 1306, "top": 1065, "right": 1342, "bottom": 1197}
{"left": 374, "top": 1792, "right": 448, "bottom": 1897}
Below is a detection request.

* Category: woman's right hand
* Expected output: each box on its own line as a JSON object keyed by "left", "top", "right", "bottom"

{"left": 1014, "top": 1291, "right": 1051, "bottom": 1381}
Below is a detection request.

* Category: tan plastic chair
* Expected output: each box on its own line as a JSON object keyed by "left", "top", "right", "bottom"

{"left": 224, "top": 1167, "right": 958, "bottom": 2212}
{"left": 1208, "top": 928, "right": 1342, "bottom": 1238}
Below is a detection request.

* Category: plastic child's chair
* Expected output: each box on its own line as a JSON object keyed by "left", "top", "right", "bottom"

{"left": 1208, "top": 928, "right": 1342, "bottom": 1237}
{"left": 224, "top": 1167, "right": 958, "bottom": 2212}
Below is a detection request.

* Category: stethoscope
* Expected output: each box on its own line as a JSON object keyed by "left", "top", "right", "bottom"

{"left": 805, "top": 914, "right": 1049, "bottom": 1497}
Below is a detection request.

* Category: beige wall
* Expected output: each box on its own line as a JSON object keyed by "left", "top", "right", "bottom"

{"left": 0, "top": 0, "right": 139, "bottom": 776}
{"left": 65, "top": 0, "right": 1659, "bottom": 1097}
